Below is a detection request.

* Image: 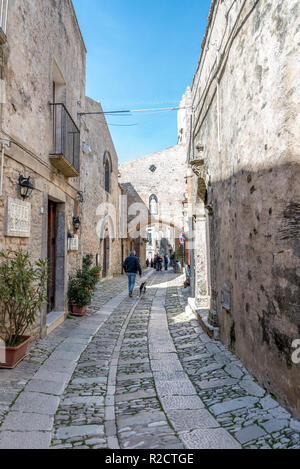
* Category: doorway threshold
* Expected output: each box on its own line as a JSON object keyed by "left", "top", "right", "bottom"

{"left": 46, "top": 310, "right": 67, "bottom": 335}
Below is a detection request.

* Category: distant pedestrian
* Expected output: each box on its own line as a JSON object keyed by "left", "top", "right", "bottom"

{"left": 123, "top": 251, "right": 142, "bottom": 297}
{"left": 151, "top": 259, "right": 154, "bottom": 268}
{"left": 146, "top": 259, "right": 149, "bottom": 268}
{"left": 158, "top": 255, "right": 163, "bottom": 271}
{"left": 164, "top": 255, "right": 169, "bottom": 271}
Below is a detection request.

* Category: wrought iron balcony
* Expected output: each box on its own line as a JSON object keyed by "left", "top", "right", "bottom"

{"left": 0, "top": 0, "right": 8, "bottom": 44}
{"left": 49, "top": 103, "right": 80, "bottom": 178}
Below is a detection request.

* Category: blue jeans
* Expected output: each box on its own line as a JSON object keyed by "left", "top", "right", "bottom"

{"left": 127, "top": 273, "right": 136, "bottom": 294}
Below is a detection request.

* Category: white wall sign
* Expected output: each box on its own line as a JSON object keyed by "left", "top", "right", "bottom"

{"left": 5, "top": 197, "right": 31, "bottom": 238}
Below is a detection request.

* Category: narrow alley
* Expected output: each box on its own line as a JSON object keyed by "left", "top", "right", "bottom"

{"left": 0, "top": 271, "right": 299, "bottom": 450}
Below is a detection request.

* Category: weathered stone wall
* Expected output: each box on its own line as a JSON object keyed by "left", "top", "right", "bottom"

{"left": 80, "top": 97, "right": 122, "bottom": 277}
{"left": 191, "top": 0, "right": 300, "bottom": 417}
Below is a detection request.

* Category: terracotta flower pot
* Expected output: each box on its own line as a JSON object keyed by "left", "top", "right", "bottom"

{"left": 71, "top": 304, "right": 87, "bottom": 317}
{"left": 0, "top": 336, "right": 31, "bottom": 369}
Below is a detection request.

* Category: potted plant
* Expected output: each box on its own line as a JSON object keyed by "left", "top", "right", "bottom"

{"left": 0, "top": 250, "right": 48, "bottom": 369}
{"left": 68, "top": 275, "right": 92, "bottom": 316}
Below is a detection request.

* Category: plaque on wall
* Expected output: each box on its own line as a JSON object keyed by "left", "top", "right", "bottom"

{"left": 5, "top": 197, "right": 31, "bottom": 238}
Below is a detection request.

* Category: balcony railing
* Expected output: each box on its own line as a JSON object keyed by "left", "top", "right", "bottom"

{"left": 0, "top": 0, "right": 8, "bottom": 44}
{"left": 49, "top": 103, "right": 80, "bottom": 178}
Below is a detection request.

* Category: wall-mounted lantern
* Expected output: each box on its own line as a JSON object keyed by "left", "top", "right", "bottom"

{"left": 73, "top": 216, "right": 81, "bottom": 231}
{"left": 18, "top": 175, "right": 34, "bottom": 200}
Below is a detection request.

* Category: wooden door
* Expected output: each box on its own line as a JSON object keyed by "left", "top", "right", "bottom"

{"left": 47, "top": 201, "right": 57, "bottom": 313}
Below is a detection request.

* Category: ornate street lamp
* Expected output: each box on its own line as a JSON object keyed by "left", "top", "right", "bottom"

{"left": 73, "top": 216, "right": 81, "bottom": 231}
{"left": 18, "top": 175, "right": 34, "bottom": 200}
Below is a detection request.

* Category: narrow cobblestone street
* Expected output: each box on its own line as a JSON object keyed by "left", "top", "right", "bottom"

{"left": 0, "top": 271, "right": 299, "bottom": 450}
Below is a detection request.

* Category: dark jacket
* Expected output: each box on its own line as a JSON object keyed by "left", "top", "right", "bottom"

{"left": 123, "top": 255, "right": 142, "bottom": 275}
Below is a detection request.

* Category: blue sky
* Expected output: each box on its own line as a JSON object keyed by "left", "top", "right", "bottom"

{"left": 72, "top": 0, "right": 212, "bottom": 163}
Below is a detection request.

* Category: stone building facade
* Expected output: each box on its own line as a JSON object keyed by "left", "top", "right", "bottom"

{"left": 119, "top": 96, "right": 190, "bottom": 265}
{"left": 188, "top": 0, "right": 300, "bottom": 418}
{"left": 0, "top": 1, "right": 122, "bottom": 338}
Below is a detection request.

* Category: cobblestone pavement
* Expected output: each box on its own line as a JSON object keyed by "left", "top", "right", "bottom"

{"left": 0, "top": 271, "right": 299, "bottom": 449}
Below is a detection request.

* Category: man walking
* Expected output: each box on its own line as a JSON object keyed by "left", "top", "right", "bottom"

{"left": 123, "top": 251, "right": 142, "bottom": 297}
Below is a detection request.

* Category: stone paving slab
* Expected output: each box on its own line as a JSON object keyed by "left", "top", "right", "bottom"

{"left": 160, "top": 395, "right": 205, "bottom": 411}
{"left": 261, "top": 419, "right": 289, "bottom": 433}
{"left": 47, "top": 351, "right": 80, "bottom": 362}
{"left": 151, "top": 360, "right": 183, "bottom": 372}
{"left": 24, "top": 379, "right": 66, "bottom": 396}
{"left": 167, "top": 409, "right": 219, "bottom": 431}
{"left": 13, "top": 392, "right": 60, "bottom": 415}
{"left": 31, "top": 369, "right": 72, "bottom": 384}
{"left": 260, "top": 395, "right": 280, "bottom": 410}
{"left": 71, "top": 376, "right": 107, "bottom": 385}
{"left": 234, "top": 424, "right": 266, "bottom": 444}
{"left": 182, "top": 353, "right": 211, "bottom": 362}
{"left": 239, "top": 378, "right": 266, "bottom": 397}
{"left": 153, "top": 371, "right": 187, "bottom": 382}
{"left": 209, "top": 397, "right": 259, "bottom": 416}
{"left": 56, "top": 425, "right": 104, "bottom": 440}
{"left": 197, "top": 378, "right": 239, "bottom": 390}
{"left": 149, "top": 344, "right": 177, "bottom": 353}
{"left": 155, "top": 380, "right": 197, "bottom": 397}
{"left": 115, "top": 389, "right": 157, "bottom": 403}
{"left": 117, "top": 372, "right": 153, "bottom": 381}
{"left": 118, "top": 410, "right": 167, "bottom": 428}
{"left": 62, "top": 396, "right": 104, "bottom": 407}
{"left": 1, "top": 411, "right": 54, "bottom": 431}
